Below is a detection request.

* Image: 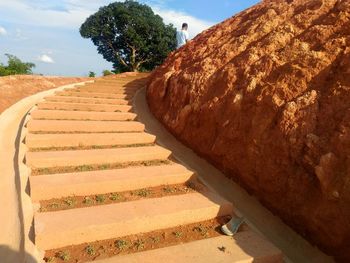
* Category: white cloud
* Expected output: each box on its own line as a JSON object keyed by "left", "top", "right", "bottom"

{"left": 152, "top": 7, "right": 215, "bottom": 37}
{"left": 0, "top": 1, "right": 214, "bottom": 37}
{"left": 37, "top": 54, "right": 55, "bottom": 63}
{"left": 0, "top": 26, "right": 7, "bottom": 36}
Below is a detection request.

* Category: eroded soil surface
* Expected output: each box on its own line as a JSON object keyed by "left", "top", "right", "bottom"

{"left": 147, "top": 0, "right": 350, "bottom": 261}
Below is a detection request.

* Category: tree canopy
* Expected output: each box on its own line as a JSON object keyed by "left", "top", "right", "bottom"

{"left": 80, "top": 0, "right": 176, "bottom": 72}
{"left": 0, "top": 54, "right": 35, "bottom": 76}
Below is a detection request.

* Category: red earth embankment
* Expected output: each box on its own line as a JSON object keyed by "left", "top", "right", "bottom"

{"left": 147, "top": 0, "right": 350, "bottom": 261}
{"left": 0, "top": 75, "right": 89, "bottom": 113}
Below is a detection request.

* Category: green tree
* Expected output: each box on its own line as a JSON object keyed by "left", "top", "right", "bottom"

{"left": 0, "top": 54, "right": 35, "bottom": 76}
{"left": 102, "top": 70, "right": 113, "bottom": 76}
{"left": 88, "top": 71, "right": 96, "bottom": 77}
{"left": 80, "top": 0, "right": 176, "bottom": 72}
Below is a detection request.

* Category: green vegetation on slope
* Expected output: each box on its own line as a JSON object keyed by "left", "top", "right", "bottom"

{"left": 0, "top": 54, "right": 35, "bottom": 76}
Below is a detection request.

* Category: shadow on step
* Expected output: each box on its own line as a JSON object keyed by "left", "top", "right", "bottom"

{"left": 0, "top": 245, "right": 36, "bottom": 263}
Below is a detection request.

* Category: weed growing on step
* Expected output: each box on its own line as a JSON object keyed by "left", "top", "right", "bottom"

{"left": 193, "top": 224, "right": 209, "bottom": 237}
{"left": 64, "top": 198, "right": 76, "bottom": 207}
{"left": 150, "top": 236, "right": 160, "bottom": 244}
{"left": 173, "top": 231, "right": 183, "bottom": 238}
{"left": 45, "top": 257, "right": 55, "bottom": 262}
{"left": 133, "top": 188, "right": 152, "bottom": 197}
{"left": 134, "top": 239, "right": 145, "bottom": 251}
{"left": 109, "top": 193, "right": 122, "bottom": 201}
{"left": 83, "top": 196, "right": 94, "bottom": 205}
{"left": 49, "top": 202, "right": 60, "bottom": 209}
{"left": 56, "top": 251, "right": 70, "bottom": 261}
{"left": 85, "top": 245, "right": 96, "bottom": 256}
{"left": 115, "top": 239, "right": 129, "bottom": 250}
{"left": 95, "top": 194, "right": 106, "bottom": 203}
{"left": 163, "top": 185, "right": 176, "bottom": 193}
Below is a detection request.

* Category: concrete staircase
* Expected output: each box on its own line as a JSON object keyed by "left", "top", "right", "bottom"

{"left": 25, "top": 74, "right": 282, "bottom": 262}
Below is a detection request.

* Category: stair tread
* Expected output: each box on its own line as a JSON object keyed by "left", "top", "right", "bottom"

{"left": 35, "top": 192, "right": 233, "bottom": 250}
{"left": 30, "top": 110, "right": 136, "bottom": 121}
{"left": 37, "top": 102, "right": 132, "bottom": 112}
{"left": 55, "top": 91, "right": 131, "bottom": 99}
{"left": 27, "top": 119, "right": 144, "bottom": 132}
{"left": 45, "top": 96, "right": 131, "bottom": 105}
{"left": 93, "top": 233, "right": 283, "bottom": 263}
{"left": 30, "top": 164, "right": 194, "bottom": 201}
{"left": 26, "top": 132, "right": 155, "bottom": 148}
{"left": 26, "top": 145, "right": 172, "bottom": 168}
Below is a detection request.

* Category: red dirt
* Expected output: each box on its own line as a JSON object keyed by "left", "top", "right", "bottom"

{"left": 147, "top": 0, "right": 350, "bottom": 261}
{"left": 0, "top": 75, "right": 89, "bottom": 113}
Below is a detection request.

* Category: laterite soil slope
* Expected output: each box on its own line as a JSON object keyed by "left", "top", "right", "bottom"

{"left": 147, "top": 0, "right": 350, "bottom": 261}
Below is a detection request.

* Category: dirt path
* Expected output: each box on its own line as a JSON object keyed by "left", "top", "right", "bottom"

{"left": 23, "top": 73, "right": 282, "bottom": 263}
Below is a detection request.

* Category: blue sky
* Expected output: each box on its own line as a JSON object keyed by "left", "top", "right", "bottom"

{"left": 0, "top": 0, "right": 259, "bottom": 76}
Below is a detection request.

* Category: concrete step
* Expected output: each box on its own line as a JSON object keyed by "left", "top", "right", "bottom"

{"left": 34, "top": 192, "right": 233, "bottom": 250}
{"left": 36, "top": 102, "right": 132, "bottom": 112}
{"left": 26, "top": 132, "right": 155, "bottom": 149}
{"left": 30, "top": 164, "right": 194, "bottom": 201}
{"left": 75, "top": 87, "right": 140, "bottom": 93}
{"left": 93, "top": 233, "right": 283, "bottom": 263}
{"left": 27, "top": 120, "right": 144, "bottom": 133}
{"left": 26, "top": 145, "right": 172, "bottom": 169}
{"left": 44, "top": 96, "right": 131, "bottom": 105}
{"left": 30, "top": 110, "right": 136, "bottom": 121}
{"left": 55, "top": 91, "right": 132, "bottom": 99}
{"left": 68, "top": 88, "right": 137, "bottom": 95}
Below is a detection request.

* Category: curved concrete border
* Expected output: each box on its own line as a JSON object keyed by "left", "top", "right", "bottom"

{"left": 0, "top": 81, "right": 92, "bottom": 263}
{"left": 134, "top": 87, "right": 335, "bottom": 263}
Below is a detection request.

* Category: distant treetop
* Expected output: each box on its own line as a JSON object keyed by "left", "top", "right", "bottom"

{"left": 80, "top": 0, "right": 176, "bottom": 73}
{"left": 0, "top": 54, "right": 35, "bottom": 76}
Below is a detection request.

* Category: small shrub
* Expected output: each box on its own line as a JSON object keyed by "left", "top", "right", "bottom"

{"left": 95, "top": 194, "right": 106, "bottom": 203}
{"left": 85, "top": 245, "right": 95, "bottom": 256}
{"left": 83, "top": 196, "right": 93, "bottom": 205}
{"left": 45, "top": 257, "right": 55, "bottom": 262}
{"left": 150, "top": 236, "right": 160, "bottom": 243}
{"left": 56, "top": 251, "right": 70, "bottom": 261}
{"left": 173, "top": 231, "right": 182, "bottom": 238}
{"left": 115, "top": 239, "right": 129, "bottom": 250}
{"left": 64, "top": 198, "right": 76, "bottom": 207}
{"left": 102, "top": 70, "right": 113, "bottom": 76}
{"left": 133, "top": 188, "right": 152, "bottom": 197}
{"left": 193, "top": 224, "right": 209, "bottom": 237}
{"left": 109, "top": 193, "right": 121, "bottom": 201}
{"left": 163, "top": 186, "right": 176, "bottom": 193}
{"left": 134, "top": 239, "right": 145, "bottom": 251}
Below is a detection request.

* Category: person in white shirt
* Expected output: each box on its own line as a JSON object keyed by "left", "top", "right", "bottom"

{"left": 176, "top": 23, "right": 189, "bottom": 48}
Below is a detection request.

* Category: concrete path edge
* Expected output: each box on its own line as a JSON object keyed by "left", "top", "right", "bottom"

{"left": 0, "top": 81, "right": 92, "bottom": 263}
